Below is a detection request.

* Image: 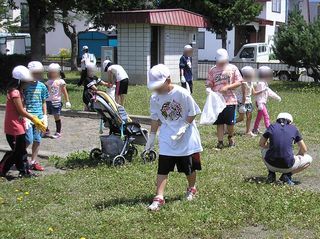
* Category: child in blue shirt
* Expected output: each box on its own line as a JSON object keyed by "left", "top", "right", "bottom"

{"left": 179, "top": 45, "right": 193, "bottom": 93}
{"left": 24, "top": 61, "right": 49, "bottom": 171}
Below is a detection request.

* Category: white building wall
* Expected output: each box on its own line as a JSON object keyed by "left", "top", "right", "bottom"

{"left": 163, "top": 26, "right": 198, "bottom": 83}
{"left": 118, "top": 23, "right": 151, "bottom": 84}
{"left": 198, "top": 28, "right": 235, "bottom": 61}
{"left": 265, "top": 0, "right": 286, "bottom": 22}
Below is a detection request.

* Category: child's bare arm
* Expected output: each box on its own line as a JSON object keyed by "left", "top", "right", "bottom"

{"left": 42, "top": 101, "right": 47, "bottom": 115}
{"left": 186, "top": 115, "right": 196, "bottom": 124}
{"left": 259, "top": 136, "right": 269, "bottom": 149}
{"left": 241, "top": 83, "right": 246, "bottom": 104}
{"left": 150, "top": 120, "right": 159, "bottom": 134}
{"left": 61, "top": 85, "right": 70, "bottom": 102}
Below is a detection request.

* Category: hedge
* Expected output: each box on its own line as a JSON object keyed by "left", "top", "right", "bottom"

{"left": 0, "top": 54, "right": 31, "bottom": 92}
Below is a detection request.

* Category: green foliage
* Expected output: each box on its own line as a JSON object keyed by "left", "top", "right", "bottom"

{"left": 274, "top": 11, "right": 320, "bottom": 82}
{"left": 0, "top": 0, "right": 20, "bottom": 32}
{"left": 58, "top": 48, "right": 71, "bottom": 58}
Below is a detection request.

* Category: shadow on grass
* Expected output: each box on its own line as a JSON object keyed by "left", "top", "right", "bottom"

{"left": 245, "top": 176, "right": 301, "bottom": 185}
{"left": 94, "top": 194, "right": 183, "bottom": 210}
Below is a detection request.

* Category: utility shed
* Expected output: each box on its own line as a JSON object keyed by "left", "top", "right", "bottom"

{"left": 104, "top": 9, "right": 208, "bottom": 84}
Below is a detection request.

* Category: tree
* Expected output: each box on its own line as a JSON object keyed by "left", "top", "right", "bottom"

{"left": 0, "top": 0, "right": 20, "bottom": 32}
{"left": 159, "top": 0, "right": 262, "bottom": 49}
{"left": 273, "top": 11, "right": 320, "bottom": 82}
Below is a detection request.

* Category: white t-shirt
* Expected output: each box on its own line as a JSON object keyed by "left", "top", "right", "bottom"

{"left": 46, "top": 78, "right": 66, "bottom": 103}
{"left": 150, "top": 85, "right": 203, "bottom": 156}
{"left": 81, "top": 53, "right": 97, "bottom": 70}
{"left": 108, "top": 65, "right": 129, "bottom": 82}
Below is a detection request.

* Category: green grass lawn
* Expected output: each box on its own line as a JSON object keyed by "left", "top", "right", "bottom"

{"left": 1, "top": 76, "right": 320, "bottom": 238}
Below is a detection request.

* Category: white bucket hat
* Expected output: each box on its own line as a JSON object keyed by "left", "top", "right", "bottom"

{"left": 184, "top": 45, "right": 193, "bottom": 51}
{"left": 83, "top": 45, "right": 89, "bottom": 50}
{"left": 216, "top": 48, "right": 229, "bottom": 63}
{"left": 277, "top": 112, "right": 293, "bottom": 123}
{"left": 28, "top": 61, "right": 44, "bottom": 73}
{"left": 12, "top": 65, "right": 33, "bottom": 82}
{"left": 48, "top": 63, "right": 61, "bottom": 73}
{"left": 148, "top": 64, "right": 170, "bottom": 90}
{"left": 103, "top": 60, "right": 111, "bottom": 71}
{"left": 241, "top": 66, "right": 255, "bottom": 76}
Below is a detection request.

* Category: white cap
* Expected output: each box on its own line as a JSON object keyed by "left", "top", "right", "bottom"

{"left": 83, "top": 45, "right": 89, "bottom": 50}
{"left": 148, "top": 64, "right": 170, "bottom": 90}
{"left": 277, "top": 112, "right": 293, "bottom": 123}
{"left": 184, "top": 45, "right": 193, "bottom": 51}
{"left": 241, "top": 66, "right": 255, "bottom": 76}
{"left": 12, "top": 65, "right": 33, "bottom": 82}
{"left": 86, "top": 62, "right": 96, "bottom": 71}
{"left": 216, "top": 48, "right": 229, "bottom": 63}
{"left": 28, "top": 61, "right": 44, "bottom": 73}
{"left": 48, "top": 63, "right": 61, "bottom": 72}
{"left": 258, "top": 66, "right": 273, "bottom": 75}
{"left": 103, "top": 60, "right": 111, "bottom": 70}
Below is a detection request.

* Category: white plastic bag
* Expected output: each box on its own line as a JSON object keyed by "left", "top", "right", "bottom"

{"left": 106, "top": 85, "right": 116, "bottom": 100}
{"left": 200, "top": 90, "right": 226, "bottom": 125}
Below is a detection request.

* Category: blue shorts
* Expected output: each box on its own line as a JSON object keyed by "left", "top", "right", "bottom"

{"left": 47, "top": 101, "right": 63, "bottom": 115}
{"left": 25, "top": 125, "right": 42, "bottom": 144}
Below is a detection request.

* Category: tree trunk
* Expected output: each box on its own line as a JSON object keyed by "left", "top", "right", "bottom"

{"left": 61, "top": 13, "right": 78, "bottom": 71}
{"left": 221, "top": 30, "right": 227, "bottom": 49}
{"left": 28, "top": 1, "right": 46, "bottom": 60}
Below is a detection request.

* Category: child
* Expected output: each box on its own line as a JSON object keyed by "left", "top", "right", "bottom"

{"left": 259, "top": 113, "right": 312, "bottom": 185}
{"left": 103, "top": 60, "right": 129, "bottom": 106}
{"left": 206, "top": 48, "right": 243, "bottom": 149}
{"left": 24, "top": 61, "right": 49, "bottom": 171}
{"left": 81, "top": 62, "right": 110, "bottom": 110}
{"left": 236, "top": 66, "right": 256, "bottom": 137}
{"left": 145, "top": 64, "right": 203, "bottom": 211}
{"left": 179, "top": 45, "right": 193, "bottom": 93}
{"left": 252, "top": 66, "right": 281, "bottom": 134}
{"left": 0, "top": 66, "right": 46, "bottom": 178}
{"left": 45, "top": 63, "right": 71, "bottom": 139}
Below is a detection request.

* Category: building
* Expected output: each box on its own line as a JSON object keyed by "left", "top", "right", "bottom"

{"left": 104, "top": 9, "right": 208, "bottom": 84}
{"left": 309, "top": 0, "right": 320, "bottom": 22}
{"left": 198, "top": 0, "right": 310, "bottom": 61}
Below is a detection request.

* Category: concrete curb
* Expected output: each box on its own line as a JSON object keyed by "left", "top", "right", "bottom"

{"left": 0, "top": 104, "right": 152, "bottom": 125}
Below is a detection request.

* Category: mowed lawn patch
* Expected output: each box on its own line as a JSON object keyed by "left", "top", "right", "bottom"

{"left": 0, "top": 79, "right": 320, "bottom": 238}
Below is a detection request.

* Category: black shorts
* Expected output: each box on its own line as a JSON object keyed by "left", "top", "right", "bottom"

{"left": 116, "top": 78, "right": 129, "bottom": 95}
{"left": 157, "top": 153, "right": 201, "bottom": 176}
{"left": 181, "top": 81, "right": 193, "bottom": 94}
{"left": 214, "top": 105, "right": 237, "bottom": 126}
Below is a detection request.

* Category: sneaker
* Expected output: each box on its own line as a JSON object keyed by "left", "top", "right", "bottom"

{"left": 148, "top": 197, "right": 165, "bottom": 211}
{"left": 228, "top": 136, "right": 236, "bottom": 148}
{"left": 266, "top": 172, "right": 276, "bottom": 184}
{"left": 216, "top": 141, "right": 224, "bottom": 150}
{"left": 246, "top": 132, "right": 257, "bottom": 137}
{"left": 51, "top": 132, "right": 61, "bottom": 139}
{"left": 30, "top": 162, "right": 44, "bottom": 171}
{"left": 43, "top": 129, "right": 51, "bottom": 138}
{"left": 186, "top": 187, "right": 197, "bottom": 201}
{"left": 279, "top": 174, "right": 295, "bottom": 186}
{"left": 252, "top": 129, "right": 262, "bottom": 135}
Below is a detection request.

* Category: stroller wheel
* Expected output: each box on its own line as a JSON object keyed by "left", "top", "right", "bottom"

{"left": 90, "top": 148, "right": 102, "bottom": 161}
{"left": 112, "top": 155, "right": 126, "bottom": 167}
{"left": 126, "top": 146, "right": 138, "bottom": 162}
{"left": 141, "top": 150, "right": 157, "bottom": 164}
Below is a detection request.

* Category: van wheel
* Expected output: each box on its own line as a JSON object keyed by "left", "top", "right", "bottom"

{"left": 279, "top": 72, "right": 290, "bottom": 81}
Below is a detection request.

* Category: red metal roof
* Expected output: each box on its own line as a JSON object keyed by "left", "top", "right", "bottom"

{"left": 104, "top": 9, "right": 208, "bottom": 28}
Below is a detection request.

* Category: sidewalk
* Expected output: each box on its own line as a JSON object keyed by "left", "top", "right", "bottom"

{"left": 0, "top": 110, "right": 150, "bottom": 158}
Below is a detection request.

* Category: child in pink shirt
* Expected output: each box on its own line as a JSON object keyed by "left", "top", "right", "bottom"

{"left": 45, "top": 63, "right": 71, "bottom": 139}
{"left": 253, "top": 66, "right": 281, "bottom": 134}
{"left": 206, "top": 49, "right": 243, "bottom": 149}
{"left": 1, "top": 66, "right": 46, "bottom": 178}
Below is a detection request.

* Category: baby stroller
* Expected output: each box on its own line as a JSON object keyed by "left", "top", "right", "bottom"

{"left": 89, "top": 91, "right": 157, "bottom": 166}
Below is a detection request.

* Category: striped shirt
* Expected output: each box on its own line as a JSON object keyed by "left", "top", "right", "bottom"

{"left": 23, "top": 81, "right": 48, "bottom": 119}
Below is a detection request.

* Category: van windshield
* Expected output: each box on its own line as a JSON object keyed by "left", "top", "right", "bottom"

{"left": 240, "top": 47, "right": 254, "bottom": 59}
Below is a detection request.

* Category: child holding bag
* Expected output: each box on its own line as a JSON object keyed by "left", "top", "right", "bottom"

{"left": 145, "top": 64, "right": 203, "bottom": 211}
{"left": 0, "top": 66, "right": 46, "bottom": 178}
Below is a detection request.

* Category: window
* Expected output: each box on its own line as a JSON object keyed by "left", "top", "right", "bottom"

{"left": 272, "top": 0, "right": 281, "bottom": 13}
{"left": 240, "top": 47, "right": 255, "bottom": 59}
{"left": 216, "top": 33, "right": 222, "bottom": 40}
{"left": 198, "top": 32, "right": 205, "bottom": 49}
{"left": 258, "top": 45, "right": 267, "bottom": 53}
{"left": 20, "top": 3, "right": 29, "bottom": 28}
